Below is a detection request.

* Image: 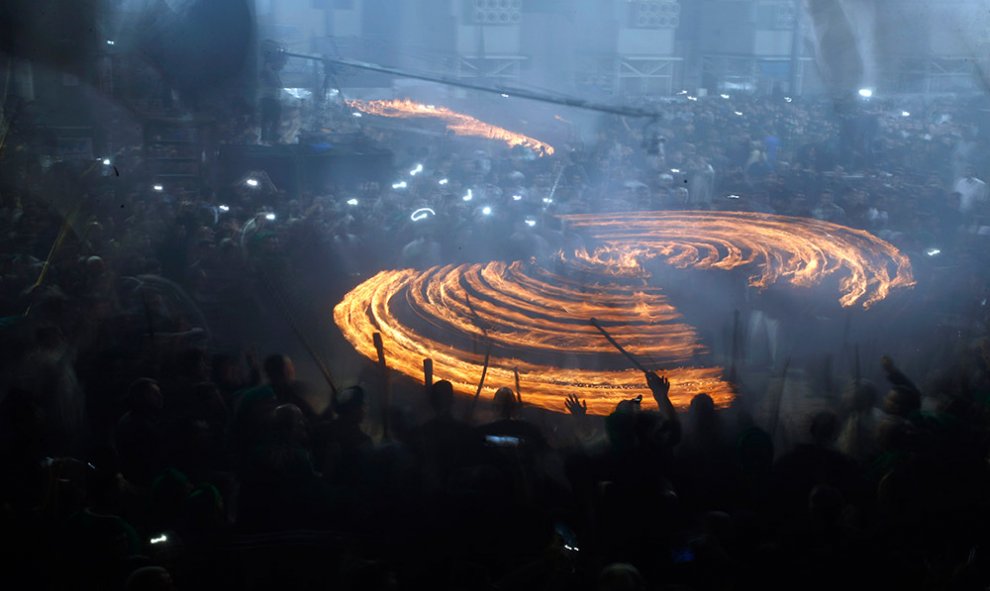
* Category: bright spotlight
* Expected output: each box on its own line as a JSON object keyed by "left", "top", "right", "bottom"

{"left": 901, "top": 110, "right": 911, "bottom": 117}
{"left": 346, "top": 198, "right": 359, "bottom": 206}
{"left": 734, "top": 111, "right": 744, "bottom": 117}
{"left": 858, "top": 88, "right": 874, "bottom": 98}
{"left": 687, "top": 96, "right": 698, "bottom": 102}
{"left": 524, "top": 218, "right": 537, "bottom": 227}
{"left": 106, "top": 40, "right": 115, "bottom": 46}
{"left": 726, "top": 194, "right": 741, "bottom": 200}
{"left": 392, "top": 181, "right": 408, "bottom": 190}
{"left": 512, "top": 194, "right": 523, "bottom": 201}
{"left": 438, "top": 178, "right": 449, "bottom": 186}
{"left": 720, "top": 94, "right": 730, "bottom": 99}
{"left": 218, "top": 204, "right": 230, "bottom": 212}
{"left": 150, "top": 534, "right": 168, "bottom": 545}
{"left": 542, "top": 197, "right": 553, "bottom": 204}
{"left": 462, "top": 189, "right": 473, "bottom": 202}
{"left": 925, "top": 247, "right": 941, "bottom": 257}
{"left": 500, "top": 93, "right": 509, "bottom": 98}
{"left": 101, "top": 158, "right": 111, "bottom": 166}
{"left": 481, "top": 206, "right": 492, "bottom": 216}
{"left": 409, "top": 163, "right": 423, "bottom": 176}
{"left": 410, "top": 207, "right": 436, "bottom": 222}
{"left": 784, "top": 97, "right": 793, "bottom": 103}
{"left": 352, "top": 112, "right": 363, "bottom": 118}
{"left": 152, "top": 184, "right": 164, "bottom": 192}
{"left": 670, "top": 168, "right": 681, "bottom": 174}
{"left": 245, "top": 178, "right": 259, "bottom": 188}
{"left": 264, "top": 213, "right": 276, "bottom": 221}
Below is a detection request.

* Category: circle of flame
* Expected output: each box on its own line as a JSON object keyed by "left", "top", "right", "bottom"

{"left": 334, "top": 212, "right": 914, "bottom": 415}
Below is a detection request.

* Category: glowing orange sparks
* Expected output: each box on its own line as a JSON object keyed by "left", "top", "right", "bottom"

{"left": 334, "top": 261, "right": 732, "bottom": 415}
{"left": 347, "top": 99, "right": 555, "bottom": 156}
{"left": 334, "top": 211, "right": 914, "bottom": 416}
{"left": 561, "top": 211, "right": 915, "bottom": 309}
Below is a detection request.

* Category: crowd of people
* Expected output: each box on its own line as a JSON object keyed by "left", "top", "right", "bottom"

{"left": 3, "top": 81, "right": 990, "bottom": 590}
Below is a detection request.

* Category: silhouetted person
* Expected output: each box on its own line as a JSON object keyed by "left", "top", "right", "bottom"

{"left": 411, "top": 380, "right": 482, "bottom": 491}
{"left": 263, "top": 354, "right": 318, "bottom": 419}
{"left": 477, "top": 387, "right": 546, "bottom": 451}
{"left": 319, "top": 386, "right": 372, "bottom": 485}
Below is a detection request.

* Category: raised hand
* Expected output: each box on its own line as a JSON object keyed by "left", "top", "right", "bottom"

{"left": 564, "top": 394, "right": 587, "bottom": 416}
{"left": 645, "top": 371, "right": 670, "bottom": 400}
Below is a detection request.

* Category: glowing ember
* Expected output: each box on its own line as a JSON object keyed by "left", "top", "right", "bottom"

{"left": 347, "top": 99, "right": 555, "bottom": 156}
{"left": 334, "top": 260, "right": 733, "bottom": 416}
{"left": 561, "top": 211, "right": 915, "bottom": 309}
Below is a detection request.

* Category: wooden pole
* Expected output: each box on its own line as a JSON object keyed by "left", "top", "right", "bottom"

{"left": 262, "top": 274, "right": 338, "bottom": 397}
{"left": 590, "top": 317, "right": 650, "bottom": 372}
{"left": 423, "top": 358, "right": 433, "bottom": 388}
{"left": 465, "top": 339, "right": 493, "bottom": 422}
{"left": 514, "top": 367, "right": 522, "bottom": 405}
{"left": 373, "top": 332, "right": 390, "bottom": 440}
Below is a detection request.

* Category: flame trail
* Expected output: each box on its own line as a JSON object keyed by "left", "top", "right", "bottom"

{"left": 347, "top": 99, "right": 555, "bottom": 156}
{"left": 334, "top": 261, "right": 731, "bottom": 415}
{"left": 334, "top": 211, "right": 914, "bottom": 415}
{"left": 561, "top": 211, "right": 914, "bottom": 309}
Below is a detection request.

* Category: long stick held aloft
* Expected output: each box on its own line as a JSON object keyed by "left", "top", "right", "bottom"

{"left": 373, "top": 332, "right": 390, "bottom": 440}
{"left": 590, "top": 317, "right": 650, "bottom": 373}
{"left": 423, "top": 358, "right": 433, "bottom": 388}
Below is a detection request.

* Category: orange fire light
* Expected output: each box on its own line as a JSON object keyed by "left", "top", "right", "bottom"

{"left": 560, "top": 211, "right": 915, "bottom": 309}
{"left": 334, "top": 261, "right": 731, "bottom": 415}
{"left": 333, "top": 211, "right": 914, "bottom": 415}
{"left": 347, "top": 98, "right": 555, "bottom": 156}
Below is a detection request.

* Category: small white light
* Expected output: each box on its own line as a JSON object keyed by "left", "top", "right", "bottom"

{"left": 734, "top": 111, "right": 744, "bottom": 117}
{"left": 438, "top": 178, "right": 449, "bottom": 186}
{"left": 481, "top": 206, "right": 492, "bottom": 216}
{"left": 153, "top": 184, "right": 164, "bottom": 192}
{"left": 500, "top": 93, "right": 509, "bottom": 98}
{"left": 409, "top": 163, "right": 423, "bottom": 176}
{"left": 150, "top": 534, "right": 168, "bottom": 545}
{"left": 925, "top": 247, "right": 941, "bottom": 257}
{"left": 901, "top": 110, "right": 911, "bottom": 117}
{"left": 542, "top": 197, "right": 553, "bottom": 204}
{"left": 784, "top": 96, "right": 793, "bottom": 103}
{"left": 677, "top": 90, "right": 688, "bottom": 95}
{"left": 410, "top": 207, "right": 436, "bottom": 222}
{"left": 392, "top": 181, "right": 408, "bottom": 190}
{"left": 265, "top": 213, "right": 276, "bottom": 221}
{"left": 218, "top": 204, "right": 230, "bottom": 212}
{"left": 462, "top": 189, "right": 473, "bottom": 202}
{"left": 346, "top": 198, "right": 359, "bottom": 206}
{"left": 245, "top": 178, "right": 259, "bottom": 187}
{"left": 687, "top": 96, "right": 698, "bottom": 101}
{"left": 720, "top": 94, "right": 730, "bottom": 99}
{"left": 670, "top": 168, "right": 681, "bottom": 174}
{"left": 512, "top": 194, "right": 523, "bottom": 201}
{"left": 726, "top": 194, "right": 741, "bottom": 199}
{"left": 524, "top": 218, "right": 536, "bottom": 227}
{"left": 102, "top": 158, "right": 111, "bottom": 166}
{"left": 352, "top": 112, "right": 362, "bottom": 118}
{"left": 106, "top": 40, "right": 115, "bottom": 46}
{"left": 858, "top": 88, "right": 873, "bottom": 98}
